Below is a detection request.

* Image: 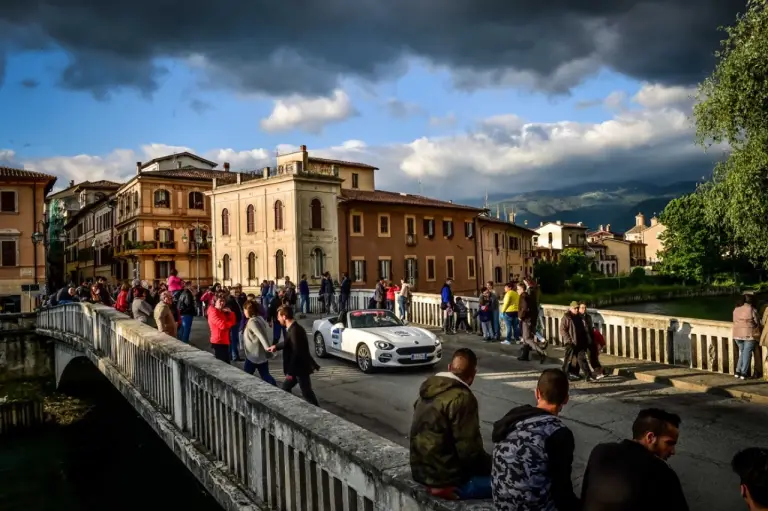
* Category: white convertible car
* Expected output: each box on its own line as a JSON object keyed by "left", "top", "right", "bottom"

{"left": 311, "top": 309, "right": 443, "bottom": 373}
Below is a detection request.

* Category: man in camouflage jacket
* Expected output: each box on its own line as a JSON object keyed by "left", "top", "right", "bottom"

{"left": 410, "top": 348, "right": 492, "bottom": 499}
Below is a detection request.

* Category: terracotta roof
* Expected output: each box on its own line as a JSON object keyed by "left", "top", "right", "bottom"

{"left": 309, "top": 156, "right": 378, "bottom": 170}
{"left": 76, "top": 180, "right": 121, "bottom": 189}
{"left": 140, "top": 152, "right": 218, "bottom": 169}
{"left": 625, "top": 225, "right": 646, "bottom": 234}
{"left": 0, "top": 166, "right": 56, "bottom": 181}
{"left": 138, "top": 168, "right": 238, "bottom": 182}
{"left": 538, "top": 221, "right": 588, "bottom": 230}
{"left": 477, "top": 215, "right": 538, "bottom": 234}
{"left": 340, "top": 189, "right": 481, "bottom": 211}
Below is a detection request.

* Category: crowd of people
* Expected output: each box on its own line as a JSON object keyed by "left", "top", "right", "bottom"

{"left": 410, "top": 348, "right": 768, "bottom": 510}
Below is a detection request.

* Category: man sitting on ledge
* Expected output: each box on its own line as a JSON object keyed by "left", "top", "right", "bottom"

{"left": 409, "top": 348, "right": 492, "bottom": 500}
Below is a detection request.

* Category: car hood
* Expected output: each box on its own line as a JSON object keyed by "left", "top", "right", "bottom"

{"left": 357, "top": 326, "right": 436, "bottom": 344}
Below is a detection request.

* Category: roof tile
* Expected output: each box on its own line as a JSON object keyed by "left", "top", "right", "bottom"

{"left": 340, "top": 189, "right": 480, "bottom": 211}
{"left": 0, "top": 166, "right": 56, "bottom": 180}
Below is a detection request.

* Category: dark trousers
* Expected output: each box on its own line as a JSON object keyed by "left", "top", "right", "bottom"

{"left": 212, "top": 344, "right": 231, "bottom": 364}
{"left": 562, "top": 343, "right": 591, "bottom": 377}
{"left": 455, "top": 317, "right": 469, "bottom": 332}
{"left": 229, "top": 328, "right": 240, "bottom": 359}
{"left": 588, "top": 343, "right": 602, "bottom": 370}
{"left": 244, "top": 359, "right": 277, "bottom": 386}
{"left": 282, "top": 375, "right": 319, "bottom": 406}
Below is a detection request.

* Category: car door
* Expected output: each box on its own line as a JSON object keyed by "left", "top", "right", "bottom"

{"left": 328, "top": 313, "right": 345, "bottom": 355}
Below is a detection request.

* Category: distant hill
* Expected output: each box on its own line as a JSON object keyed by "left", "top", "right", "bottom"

{"left": 464, "top": 180, "right": 696, "bottom": 232}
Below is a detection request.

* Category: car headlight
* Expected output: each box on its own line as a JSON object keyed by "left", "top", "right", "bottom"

{"left": 434, "top": 338, "right": 441, "bottom": 346}
{"left": 374, "top": 340, "right": 395, "bottom": 350}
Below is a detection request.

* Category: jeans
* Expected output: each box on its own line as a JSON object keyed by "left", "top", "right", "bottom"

{"left": 339, "top": 293, "right": 349, "bottom": 312}
{"left": 273, "top": 322, "right": 286, "bottom": 343}
{"left": 386, "top": 299, "right": 394, "bottom": 311}
{"left": 480, "top": 321, "right": 493, "bottom": 339}
{"left": 455, "top": 476, "right": 492, "bottom": 500}
{"left": 212, "top": 344, "right": 230, "bottom": 363}
{"left": 397, "top": 296, "right": 407, "bottom": 320}
{"left": 736, "top": 339, "right": 757, "bottom": 376}
{"left": 180, "top": 314, "right": 194, "bottom": 343}
{"left": 324, "top": 293, "right": 335, "bottom": 313}
{"left": 299, "top": 294, "right": 309, "bottom": 314}
{"left": 502, "top": 313, "right": 519, "bottom": 343}
{"left": 443, "top": 310, "right": 454, "bottom": 333}
{"left": 243, "top": 359, "right": 277, "bottom": 386}
{"left": 229, "top": 328, "right": 240, "bottom": 359}
{"left": 282, "top": 375, "right": 319, "bottom": 406}
{"left": 491, "top": 312, "right": 500, "bottom": 339}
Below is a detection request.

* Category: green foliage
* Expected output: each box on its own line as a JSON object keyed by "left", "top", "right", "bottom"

{"left": 533, "top": 261, "right": 566, "bottom": 295}
{"left": 628, "top": 267, "right": 646, "bottom": 285}
{"left": 542, "top": 284, "right": 697, "bottom": 307}
{"left": 558, "top": 248, "right": 590, "bottom": 278}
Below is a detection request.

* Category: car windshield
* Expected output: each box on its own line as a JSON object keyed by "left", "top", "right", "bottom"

{"left": 348, "top": 310, "right": 404, "bottom": 329}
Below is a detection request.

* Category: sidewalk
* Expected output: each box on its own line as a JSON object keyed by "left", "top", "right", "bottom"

{"left": 435, "top": 328, "right": 768, "bottom": 405}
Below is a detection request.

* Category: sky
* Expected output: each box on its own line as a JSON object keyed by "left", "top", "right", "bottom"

{"left": 0, "top": 1, "right": 742, "bottom": 200}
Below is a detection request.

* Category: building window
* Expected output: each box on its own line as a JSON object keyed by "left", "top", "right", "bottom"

{"left": 221, "top": 208, "right": 230, "bottom": 236}
{"left": 378, "top": 214, "right": 390, "bottom": 237}
{"left": 134, "top": 191, "right": 139, "bottom": 209}
{"left": 352, "top": 259, "right": 367, "bottom": 282}
{"left": 312, "top": 247, "right": 325, "bottom": 277}
{"left": 310, "top": 198, "right": 322, "bottom": 229}
{"left": 426, "top": 256, "right": 436, "bottom": 281}
{"left": 404, "top": 257, "right": 418, "bottom": 286}
{"left": 548, "top": 232, "right": 553, "bottom": 245}
{"left": 222, "top": 254, "right": 231, "bottom": 280}
{"left": 275, "top": 250, "right": 285, "bottom": 279}
{"left": 155, "top": 228, "right": 174, "bottom": 247}
{"left": 494, "top": 233, "right": 500, "bottom": 250}
{"left": 153, "top": 189, "right": 170, "bottom": 208}
{"left": 188, "top": 191, "right": 204, "bottom": 210}
{"left": 274, "top": 200, "right": 284, "bottom": 230}
{"left": 378, "top": 258, "right": 391, "bottom": 280}
{"left": 467, "top": 256, "right": 476, "bottom": 279}
{"left": 494, "top": 266, "right": 503, "bottom": 283}
{"left": 0, "top": 239, "right": 17, "bottom": 266}
{"left": 0, "top": 191, "right": 17, "bottom": 213}
{"left": 351, "top": 213, "right": 363, "bottom": 235}
{"left": 155, "top": 261, "right": 175, "bottom": 279}
{"left": 351, "top": 173, "right": 359, "bottom": 189}
{"left": 405, "top": 216, "right": 416, "bottom": 235}
{"left": 247, "top": 252, "right": 256, "bottom": 280}
{"left": 509, "top": 236, "right": 520, "bottom": 250}
{"left": 246, "top": 204, "right": 255, "bottom": 233}
{"left": 442, "top": 219, "right": 454, "bottom": 239}
{"left": 446, "top": 257, "right": 454, "bottom": 279}
{"left": 464, "top": 221, "right": 474, "bottom": 238}
{"left": 423, "top": 218, "right": 435, "bottom": 238}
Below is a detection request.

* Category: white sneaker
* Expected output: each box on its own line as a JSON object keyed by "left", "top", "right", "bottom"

{"left": 740, "top": 375, "right": 746, "bottom": 380}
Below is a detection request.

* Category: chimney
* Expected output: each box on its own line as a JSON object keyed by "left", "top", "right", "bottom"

{"left": 606, "top": 223, "right": 611, "bottom": 232}
{"left": 224, "top": 162, "right": 230, "bottom": 172}
{"left": 556, "top": 220, "right": 562, "bottom": 226}
{"left": 635, "top": 212, "right": 645, "bottom": 227}
{"left": 263, "top": 167, "right": 270, "bottom": 178}
{"left": 69, "top": 179, "right": 75, "bottom": 187}
{"left": 300, "top": 144, "right": 309, "bottom": 169}
{"left": 651, "top": 216, "right": 659, "bottom": 227}
{"left": 136, "top": 161, "right": 142, "bottom": 175}
{"left": 599, "top": 224, "right": 604, "bottom": 231}
{"left": 577, "top": 221, "right": 583, "bottom": 226}
{"left": 236, "top": 173, "right": 242, "bottom": 185}
{"left": 540, "top": 221, "right": 544, "bottom": 227}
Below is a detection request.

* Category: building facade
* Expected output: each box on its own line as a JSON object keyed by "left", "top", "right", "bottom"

{"left": 63, "top": 196, "right": 111, "bottom": 285}
{"left": 476, "top": 216, "right": 536, "bottom": 291}
{"left": 113, "top": 154, "right": 232, "bottom": 286}
{"left": 208, "top": 145, "right": 484, "bottom": 295}
{"left": 625, "top": 212, "right": 665, "bottom": 264}
{"left": 532, "top": 221, "right": 588, "bottom": 263}
{"left": 0, "top": 167, "right": 57, "bottom": 312}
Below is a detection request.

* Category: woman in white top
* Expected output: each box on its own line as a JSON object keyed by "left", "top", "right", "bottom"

{"left": 242, "top": 300, "right": 277, "bottom": 385}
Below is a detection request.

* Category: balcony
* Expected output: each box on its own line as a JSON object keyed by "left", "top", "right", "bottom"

{"left": 189, "top": 241, "right": 211, "bottom": 252}
{"left": 405, "top": 233, "right": 417, "bottom": 246}
{"left": 114, "top": 240, "right": 176, "bottom": 256}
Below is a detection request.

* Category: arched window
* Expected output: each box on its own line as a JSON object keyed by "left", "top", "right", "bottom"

{"left": 246, "top": 204, "right": 255, "bottom": 233}
{"left": 312, "top": 247, "right": 325, "bottom": 277}
{"left": 310, "top": 198, "right": 322, "bottom": 229}
{"left": 247, "top": 252, "right": 256, "bottom": 280}
{"left": 274, "top": 200, "right": 284, "bottom": 230}
{"left": 221, "top": 208, "right": 230, "bottom": 236}
{"left": 494, "top": 266, "right": 502, "bottom": 284}
{"left": 188, "top": 191, "right": 204, "bottom": 210}
{"left": 222, "top": 254, "right": 230, "bottom": 280}
{"left": 154, "top": 189, "right": 170, "bottom": 208}
{"left": 275, "top": 250, "right": 285, "bottom": 279}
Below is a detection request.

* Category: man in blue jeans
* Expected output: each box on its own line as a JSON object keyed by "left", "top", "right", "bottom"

{"left": 299, "top": 274, "right": 310, "bottom": 316}
{"left": 176, "top": 281, "right": 196, "bottom": 343}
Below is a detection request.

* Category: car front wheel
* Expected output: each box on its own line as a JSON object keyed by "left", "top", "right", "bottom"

{"left": 314, "top": 332, "right": 328, "bottom": 358}
{"left": 356, "top": 343, "right": 374, "bottom": 373}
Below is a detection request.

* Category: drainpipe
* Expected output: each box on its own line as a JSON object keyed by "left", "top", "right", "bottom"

{"left": 476, "top": 216, "right": 487, "bottom": 295}
{"left": 263, "top": 188, "right": 269, "bottom": 281}
{"left": 32, "top": 184, "right": 39, "bottom": 302}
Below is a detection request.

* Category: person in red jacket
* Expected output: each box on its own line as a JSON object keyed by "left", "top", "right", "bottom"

{"left": 114, "top": 283, "right": 130, "bottom": 314}
{"left": 207, "top": 293, "right": 237, "bottom": 363}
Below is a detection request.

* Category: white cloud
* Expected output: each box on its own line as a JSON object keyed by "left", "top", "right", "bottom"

{"left": 260, "top": 89, "right": 357, "bottom": 134}
{"left": 2, "top": 83, "right": 722, "bottom": 200}
{"left": 632, "top": 83, "right": 696, "bottom": 110}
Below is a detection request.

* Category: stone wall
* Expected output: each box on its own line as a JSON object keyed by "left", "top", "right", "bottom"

{"left": 0, "top": 314, "right": 53, "bottom": 383}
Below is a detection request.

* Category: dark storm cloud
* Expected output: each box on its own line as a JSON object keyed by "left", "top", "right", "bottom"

{"left": 0, "top": 0, "right": 745, "bottom": 97}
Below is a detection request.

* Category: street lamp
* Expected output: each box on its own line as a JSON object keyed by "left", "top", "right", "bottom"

{"left": 182, "top": 223, "right": 212, "bottom": 288}
{"left": 91, "top": 238, "right": 99, "bottom": 280}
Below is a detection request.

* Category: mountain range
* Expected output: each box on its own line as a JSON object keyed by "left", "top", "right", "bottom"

{"left": 463, "top": 180, "right": 697, "bottom": 232}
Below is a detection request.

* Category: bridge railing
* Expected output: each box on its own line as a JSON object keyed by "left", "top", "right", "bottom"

{"left": 340, "top": 289, "right": 759, "bottom": 378}
{"left": 37, "top": 302, "right": 483, "bottom": 511}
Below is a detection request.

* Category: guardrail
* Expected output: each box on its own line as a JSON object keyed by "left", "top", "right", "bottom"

{"left": 37, "top": 303, "right": 483, "bottom": 511}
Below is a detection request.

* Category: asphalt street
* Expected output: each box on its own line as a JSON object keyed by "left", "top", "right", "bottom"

{"left": 188, "top": 316, "right": 768, "bottom": 510}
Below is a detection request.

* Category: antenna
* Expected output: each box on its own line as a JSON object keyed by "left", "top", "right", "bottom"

{"left": 484, "top": 188, "right": 489, "bottom": 210}
{"left": 418, "top": 178, "right": 423, "bottom": 196}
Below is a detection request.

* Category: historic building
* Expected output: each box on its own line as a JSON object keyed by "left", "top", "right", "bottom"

{"left": 532, "top": 221, "right": 588, "bottom": 263}
{"left": 63, "top": 194, "right": 112, "bottom": 284}
{"left": 207, "top": 145, "right": 484, "bottom": 295}
{"left": 0, "top": 166, "right": 57, "bottom": 312}
{"left": 113, "top": 153, "right": 232, "bottom": 286}
{"left": 625, "top": 212, "right": 664, "bottom": 264}
{"left": 475, "top": 215, "right": 536, "bottom": 291}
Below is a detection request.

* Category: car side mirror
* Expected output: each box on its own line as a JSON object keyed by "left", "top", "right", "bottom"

{"left": 333, "top": 323, "right": 345, "bottom": 331}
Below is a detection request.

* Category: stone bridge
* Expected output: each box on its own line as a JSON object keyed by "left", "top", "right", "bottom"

{"left": 36, "top": 303, "right": 482, "bottom": 511}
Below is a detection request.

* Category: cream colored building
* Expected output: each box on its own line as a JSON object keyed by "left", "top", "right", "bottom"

{"left": 625, "top": 212, "right": 665, "bottom": 264}
{"left": 476, "top": 215, "right": 535, "bottom": 291}
{"left": 602, "top": 238, "right": 632, "bottom": 275}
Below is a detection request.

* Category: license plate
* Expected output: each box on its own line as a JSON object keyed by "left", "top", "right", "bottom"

{"left": 411, "top": 353, "right": 427, "bottom": 361}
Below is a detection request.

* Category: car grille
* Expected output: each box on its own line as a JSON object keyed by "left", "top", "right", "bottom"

{"left": 398, "top": 356, "right": 436, "bottom": 365}
{"left": 396, "top": 346, "right": 436, "bottom": 355}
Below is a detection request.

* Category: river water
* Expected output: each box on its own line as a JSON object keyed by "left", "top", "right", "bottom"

{"left": 605, "top": 295, "right": 747, "bottom": 322}
{"left": 0, "top": 363, "right": 223, "bottom": 511}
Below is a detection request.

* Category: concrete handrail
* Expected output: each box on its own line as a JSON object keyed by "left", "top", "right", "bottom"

{"left": 37, "top": 302, "right": 486, "bottom": 511}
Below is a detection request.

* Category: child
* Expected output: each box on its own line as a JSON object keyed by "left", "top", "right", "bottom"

{"left": 454, "top": 297, "right": 469, "bottom": 332}
{"left": 476, "top": 295, "right": 493, "bottom": 341}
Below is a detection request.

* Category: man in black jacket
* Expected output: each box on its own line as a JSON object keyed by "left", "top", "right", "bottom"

{"left": 177, "top": 281, "right": 196, "bottom": 343}
{"left": 732, "top": 447, "right": 768, "bottom": 511}
{"left": 581, "top": 408, "right": 689, "bottom": 511}
{"left": 267, "top": 306, "right": 319, "bottom": 406}
{"left": 491, "top": 368, "right": 580, "bottom": 510}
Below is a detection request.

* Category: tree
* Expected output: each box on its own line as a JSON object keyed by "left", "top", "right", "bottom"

{"left": 533, "top": 261, "right": 566, "bottom": 295}
{"left": 558, "top": 248, "right": 590, "bottom": 278}
{"left": 694, "top": 0, "right": 768, "bottom": 268}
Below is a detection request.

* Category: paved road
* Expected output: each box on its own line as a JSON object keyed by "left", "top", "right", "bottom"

{"left": 187, "top": 316, "right": 767, "bottom": 510}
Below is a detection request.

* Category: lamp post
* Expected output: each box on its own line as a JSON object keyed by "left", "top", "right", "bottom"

{"left": 91, "top": 238, "right": 98, "bottom": 280}
{"left": 182, "top": 223, "right": 213, "bottom": 288}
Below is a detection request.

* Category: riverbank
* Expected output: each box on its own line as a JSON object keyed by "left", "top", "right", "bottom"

{"left": 543, "top": 284, "right": 737, "bottom": 309}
